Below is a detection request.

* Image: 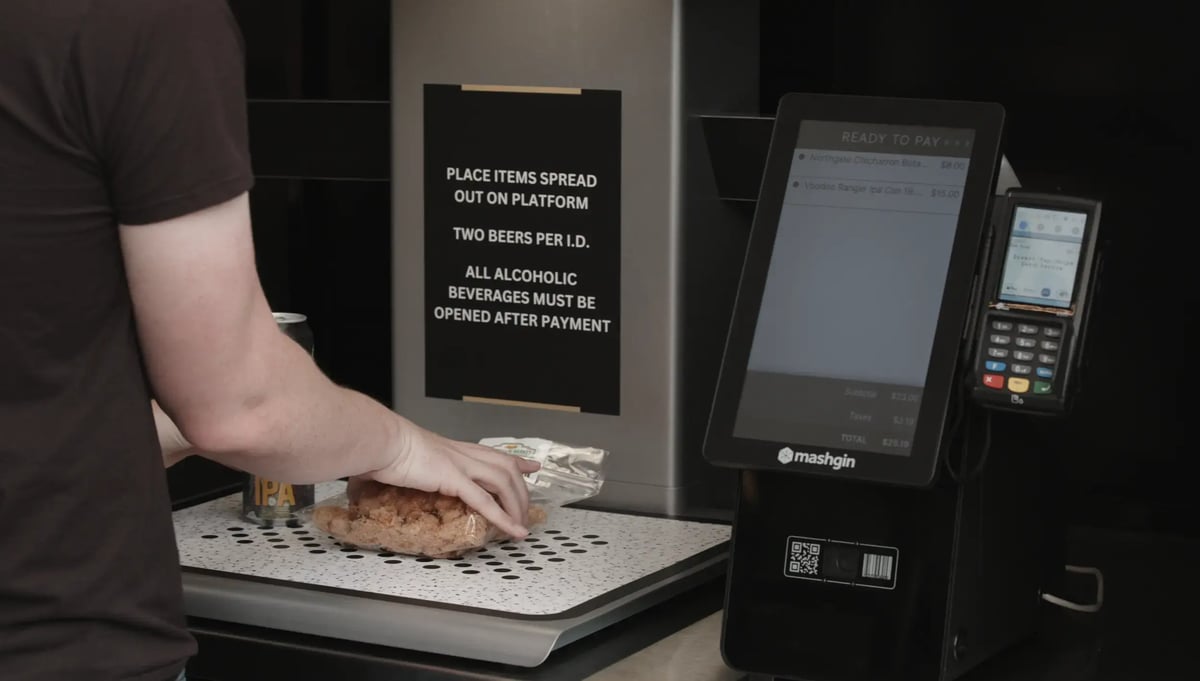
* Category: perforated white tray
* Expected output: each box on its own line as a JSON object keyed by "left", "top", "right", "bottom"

{"left": 174, "top": 482, "right": 730, "bottom": 617}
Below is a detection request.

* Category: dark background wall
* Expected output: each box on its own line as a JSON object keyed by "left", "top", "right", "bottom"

{"left": 231, "top": 0, "right": 392, "bottom": 403}
{"left": 175, "top": 1, "right": 1191, "bottom": 539}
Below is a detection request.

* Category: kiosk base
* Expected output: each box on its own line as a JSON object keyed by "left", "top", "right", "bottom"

{"left": 720, "top": 411, "right": 1065, "bottom": 681}
{"left": 173, "top": 482, "right": 730, "bottom": 667}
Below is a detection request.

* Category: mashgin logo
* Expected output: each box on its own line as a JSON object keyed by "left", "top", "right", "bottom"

{"left": 776, "top": 446, "right": 856, "bottom": 471}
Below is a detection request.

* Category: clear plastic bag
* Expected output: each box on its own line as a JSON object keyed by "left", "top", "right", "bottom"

{"left": 306, "top": 437, "right": 607, "bottom": 559}
{"left": 477, "top": 437, "right": 607, "bottom": 507}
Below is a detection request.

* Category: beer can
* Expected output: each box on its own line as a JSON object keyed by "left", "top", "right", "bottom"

{"left": 241, "top": 312, "right": 317, "bottom": 526}
{"left": 241, "top": 476, "right": 315, "bottom": 527}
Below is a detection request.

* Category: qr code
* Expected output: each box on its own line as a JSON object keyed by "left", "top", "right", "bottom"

{"left": 788, "top": 540, "right": 821, "bottom": 577}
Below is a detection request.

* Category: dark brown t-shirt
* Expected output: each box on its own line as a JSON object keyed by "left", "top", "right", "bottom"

{"left": 0, "top": 1, "right": 253, "bottom": 678}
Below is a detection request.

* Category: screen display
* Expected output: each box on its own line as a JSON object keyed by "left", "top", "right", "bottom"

{"left": 998, "top": 206, "right": 1086, "bottom": 308}
{"left": 732, "top": 121, "right": 975, "bottom": 457}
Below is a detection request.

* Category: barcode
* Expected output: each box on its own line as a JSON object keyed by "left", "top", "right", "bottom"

{"left": 862, "top": 553, "right": 894, "bottom": 581}
{"left": 788, "top": 541, "right": 821, "bottom": 576}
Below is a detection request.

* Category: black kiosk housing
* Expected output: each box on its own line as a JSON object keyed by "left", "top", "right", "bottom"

{"left": 704, "top": 94, "right": 1082, "bottom": 680}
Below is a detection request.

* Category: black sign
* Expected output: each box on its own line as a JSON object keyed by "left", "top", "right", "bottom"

{"left": 424, "top": 84, "right": 622, "bottom": 415}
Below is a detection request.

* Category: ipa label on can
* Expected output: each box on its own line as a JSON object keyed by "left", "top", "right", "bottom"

{"left": 243, "top": 476, "right": 315, "bottom": 525}
{"left": 242, "top": 311, "right": 317, "bottom": 526}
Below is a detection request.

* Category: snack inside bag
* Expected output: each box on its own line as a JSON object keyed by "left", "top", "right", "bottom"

{"left": 308, "top": 438, "right": 607, "bottom": 559}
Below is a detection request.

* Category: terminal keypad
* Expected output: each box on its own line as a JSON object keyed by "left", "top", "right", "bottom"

{"left": 980, "top": 317, "right": 1063, "bottom": 396}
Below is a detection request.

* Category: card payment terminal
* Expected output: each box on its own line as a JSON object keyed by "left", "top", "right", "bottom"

{"left": 970, "top": 191, "right": 1101, "bottom": 414}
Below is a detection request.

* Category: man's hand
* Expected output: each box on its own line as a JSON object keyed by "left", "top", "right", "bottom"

{"left": 370, "top": 419, "right": 541, "bottom": 539}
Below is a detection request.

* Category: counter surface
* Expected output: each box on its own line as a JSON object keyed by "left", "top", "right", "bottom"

{"left": 583, "top": 611, "right": 737, "bottom": 681}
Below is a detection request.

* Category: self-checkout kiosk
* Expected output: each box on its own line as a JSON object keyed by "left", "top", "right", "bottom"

{"left": 171, "top": 4, "right": 1106, "bottom": 676}
{"left": 704, "top": 93, "right": 1103, "bottom": 680}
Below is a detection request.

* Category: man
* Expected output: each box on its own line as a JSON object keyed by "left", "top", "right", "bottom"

{"left": 0, "top": 1, "right": 535, "bottom": 679}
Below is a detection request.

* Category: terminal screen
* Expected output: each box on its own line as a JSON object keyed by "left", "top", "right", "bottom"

{"left": 733, "top": 120, "right": 975, "bottom": 457}
{"left": 998, "top": 206, "right": 1086, "bottom": 309}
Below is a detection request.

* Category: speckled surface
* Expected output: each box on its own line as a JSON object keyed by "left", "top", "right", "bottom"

{"left": 174, "top": 481, "right": 730, "bottom": 616}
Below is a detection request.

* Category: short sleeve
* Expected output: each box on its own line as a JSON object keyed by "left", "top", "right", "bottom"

{"left": 70, "top": 0, "right": 254, "bottom": 225}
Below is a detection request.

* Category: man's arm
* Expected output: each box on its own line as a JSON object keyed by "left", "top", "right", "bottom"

{"left": 152, "top": 400, "right": 193, "bottom": 468}
{"left": 121, "top": 193, "right": 536, "bottom": 537}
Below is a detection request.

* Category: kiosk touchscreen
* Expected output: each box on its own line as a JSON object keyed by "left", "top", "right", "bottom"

{"left": 702, "top": 94, "right": 1071, "bottom": 681}
{"left": 705, "top": 93, "right": 1005, "bottom": 488}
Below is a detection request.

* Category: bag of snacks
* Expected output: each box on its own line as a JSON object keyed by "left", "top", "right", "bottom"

{"left": 308, "top": 437, "right": 607, "bottom": 559}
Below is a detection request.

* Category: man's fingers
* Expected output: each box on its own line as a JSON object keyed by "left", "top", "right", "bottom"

{"left": 455, "top": 480, "right": 528, "bottom": 539}
{"left": 469, "top": 460, "right": 526, "bottom": 529}
{"left": 463, "top": 446, "right": 530, "bottom": 520}
{"left": 516, "top": 458, "right": 541, "bottom": 474}
{"left": 500, "top": 458, "right": 529, "bottom": 521}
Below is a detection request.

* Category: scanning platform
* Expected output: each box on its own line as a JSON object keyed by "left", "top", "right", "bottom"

{"left": 174, "top": 482, "right": 729, "bottom": 667}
